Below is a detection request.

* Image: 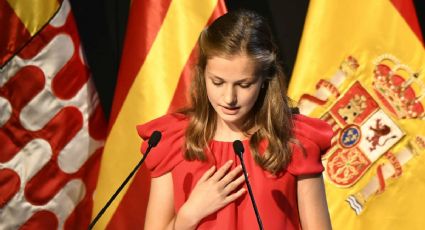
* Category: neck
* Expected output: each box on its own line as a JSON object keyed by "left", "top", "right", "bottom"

{"left": 214, "top": 118, "right": 249, "bottom": 142}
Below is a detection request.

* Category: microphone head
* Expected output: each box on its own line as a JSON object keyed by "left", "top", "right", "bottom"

{"left": 148, "top": 131, "right": 162, "bottom": 147}
{"left": 233, "top": 140, "right": 244, "bottom": 157}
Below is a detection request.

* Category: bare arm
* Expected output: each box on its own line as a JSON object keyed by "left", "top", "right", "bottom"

{"left": 144, "top": 172, "right": 199, "bottom": 230}
{"left": 144, "top": 172, "right": 176, "bottom": 230}
{"left": 297, "top": 174, "right": 332, "bottom": 230}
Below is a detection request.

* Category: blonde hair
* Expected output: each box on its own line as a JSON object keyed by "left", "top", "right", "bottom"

{"left": 184, "top": 10, "right": 294, "bottom": 174}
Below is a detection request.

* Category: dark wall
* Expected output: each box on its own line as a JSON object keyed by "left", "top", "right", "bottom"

{"left": 416, "top": 0, "right": 425, "bottom": 34}
{"left": 70, "top": 0, "right": 424, "bottom": 121}
{"left": 70, "top": 0, "right": 130, "bottom": 119}
{"left": 225, "top": 0, "right": 309, "bottom": 79}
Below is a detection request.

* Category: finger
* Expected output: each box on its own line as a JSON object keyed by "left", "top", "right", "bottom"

{"left": 218, "top": 165, "right": 242, "bottom": 188}
{"left": 223, "top": 174, "right": 246, "bottom": 194}
{"left": 211, "top": 160, "right": 233, "bottom": 181}
{"left": 224, "top": 188, "right": 246, "bottom": 204}
{"left": 198, "top": 165, "right": 216, "bottom": 183}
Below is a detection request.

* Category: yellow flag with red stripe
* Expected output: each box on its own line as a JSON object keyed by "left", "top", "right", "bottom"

{"left": 92, "top": 0, "right": 226, "bottom": 228}
{"left": 289, "top": 0, "right": 425, "bottom": 229}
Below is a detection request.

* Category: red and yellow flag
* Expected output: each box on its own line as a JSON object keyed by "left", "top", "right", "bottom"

{"left": 92, "top": 0, "right": 226, "bottom": 228}
{"left": 0, "top": 0, "right": 106, "bottom": 228}
{"left": 289, "top": 0, "right": 424, "bottom": 229}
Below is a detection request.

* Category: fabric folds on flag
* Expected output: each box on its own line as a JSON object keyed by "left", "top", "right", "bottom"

{"left": 0, "top": 0, "right": 106, "bottom": 229}
{"left": 289, "top": 0, "right": 424, "bottom": 229}
{"left": 92, "top": 0, "right": 227, "bottom": 229}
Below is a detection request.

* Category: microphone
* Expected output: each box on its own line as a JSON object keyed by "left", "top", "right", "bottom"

{"left": 148, "top": 130, "right": 161, "bottom": 147}
{"left": 233, "top": 140, "right": 264, "bottom": 230}
{"left": 88, "top": 131, "right": 162, "bottom": 229}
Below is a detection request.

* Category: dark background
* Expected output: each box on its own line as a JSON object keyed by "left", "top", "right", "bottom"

{"left": 69, "top": 0, "right": 425, "bottom": 121}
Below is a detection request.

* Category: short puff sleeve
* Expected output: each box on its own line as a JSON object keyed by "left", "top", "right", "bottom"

{"left": 287, "top": 114, "right": 333, "bottom": 176}
{"left": 136, "top": 113, "right": 188, "bottom": 177}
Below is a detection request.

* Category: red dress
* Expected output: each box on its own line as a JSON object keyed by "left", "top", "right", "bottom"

{"left": 137, "top": 113, "right": 333, "bottom": 230}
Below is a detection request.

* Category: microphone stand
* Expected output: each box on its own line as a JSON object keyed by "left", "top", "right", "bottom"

{"left": 88, "top": 131, "right": 161, "bottom": 229}
{"left": 233, "top": 141, "right": 264, "bottom": 230}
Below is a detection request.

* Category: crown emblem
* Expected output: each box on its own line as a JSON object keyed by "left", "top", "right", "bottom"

{"left": 372, "top": 54, "right": 424, "bottom": 119}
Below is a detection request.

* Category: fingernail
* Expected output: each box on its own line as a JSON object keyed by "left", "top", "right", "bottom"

{"left": 228, "top": 160, "right": 233, "bottom": 164}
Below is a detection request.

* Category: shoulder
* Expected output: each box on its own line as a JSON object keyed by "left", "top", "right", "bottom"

{"left": 292, "top": 114, "right": 333, "bottom": 151}
{"left": 287, "top": 114, "right": 334, "bottom": 175}
{"left": 136, "top": 113, "right": 189, "bottom": 141}
{"left": 136, "top": 113, "right": 189, "bottom": 177}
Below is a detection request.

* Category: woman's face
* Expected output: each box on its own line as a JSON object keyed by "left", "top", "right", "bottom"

{"left": 205, "top": 54, "right": 263, "bottom": 128}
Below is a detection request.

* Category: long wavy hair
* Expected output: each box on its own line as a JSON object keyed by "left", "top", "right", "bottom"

{"left": 184, "top": 10, "right": 295, "bottom": 174}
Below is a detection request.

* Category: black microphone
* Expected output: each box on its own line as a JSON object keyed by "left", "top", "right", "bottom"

{"left": 148, "top": 130, "right": 161, "bottom": 147}
{"left": 88, "top": 131, "right": 162, "bottom": 229}
{"left": 233, "top": 140, "right": 264, "bottom": 230}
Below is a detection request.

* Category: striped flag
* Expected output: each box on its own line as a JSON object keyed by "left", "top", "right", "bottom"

{"left": 289, "top": 0, "right": 424, "bottom": 229}
{"left": 0, "top": 0, "right": 106, "bottom": 229}
{"left": 92, "top": 0, "right": 227, "bottom": 228}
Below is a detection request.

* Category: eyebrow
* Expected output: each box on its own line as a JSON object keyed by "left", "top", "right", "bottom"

{"left": 208, "top": 74, "right": 255, "bottom": 83}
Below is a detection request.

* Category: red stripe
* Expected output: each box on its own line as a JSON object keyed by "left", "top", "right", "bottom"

{"left": 168, "top": 0, "right": 227, "bottom": 112}
{"left": 108, "top": 0, "right": 172, "bottom": 131}
{"left": 0, "top": 0, "right": 31, "bottom": 67}
{"left": 105, "top": 166, "right": 151, "bottom": 230}
{"left": 210, "top": 0, "right": 228, "bottom": 23}
{"left": 391, "top": 0, "right": 424, "bottom": 44}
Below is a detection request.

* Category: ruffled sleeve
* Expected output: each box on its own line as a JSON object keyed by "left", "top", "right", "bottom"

{"left": 136, "top": 113, "right": 188, "bottom": 177}
{"left": 287, "top": 114, "right": 333, "bottom": 176}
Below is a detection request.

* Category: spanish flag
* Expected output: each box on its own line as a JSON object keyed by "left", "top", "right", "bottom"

{"left": 92, "top": 0, "right": 226, "bottom": 228}
{"left": 289, "top": 0, "right": 424, "bottom": 229}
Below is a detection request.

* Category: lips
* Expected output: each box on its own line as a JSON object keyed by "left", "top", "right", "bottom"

{"left": 220, "top": 106, "right": 240, "bottom": 115}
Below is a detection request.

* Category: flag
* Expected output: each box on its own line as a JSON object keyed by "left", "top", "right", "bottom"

{"left": 0, "top": 0, "right": 106, "bottom": 229}
{"left": 289, "top": 0, "right": 424, "bottom": 229}
{"left": 92, "top": 0, "right": 227, "bottom": 228}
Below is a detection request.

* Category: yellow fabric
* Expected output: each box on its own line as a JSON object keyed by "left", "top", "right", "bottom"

{"left": 7, "top": 0, "right": 58, "bottom": 36}
{"left": 92, "top": 1, "right": 218, "bottom": 229}
{"left": 289, "top": 0, "right": 425, "bottom": 229}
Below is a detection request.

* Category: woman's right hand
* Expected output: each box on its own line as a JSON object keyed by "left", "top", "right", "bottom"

{"left": 175, "top": 160, "right": 246, "bottom": 228}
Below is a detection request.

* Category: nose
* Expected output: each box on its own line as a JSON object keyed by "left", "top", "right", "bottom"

{"left": 223, "top": 85, "right": 237, "bottom": 106}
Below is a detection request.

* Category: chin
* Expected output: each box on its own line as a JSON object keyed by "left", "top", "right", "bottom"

{"left": 217, "top": 113, "right": 245, "bottom": 125}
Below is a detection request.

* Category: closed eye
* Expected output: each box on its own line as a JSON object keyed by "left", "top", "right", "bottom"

{"left": 212, "top": 80, "right": 224, "bottom": 86}
{"left": 238, "top": 83, "right": 252, "bottom": 88}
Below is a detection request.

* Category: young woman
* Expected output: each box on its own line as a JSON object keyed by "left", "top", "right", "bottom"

{"left": 137, "top": 10, "right": 333, "bottom": 230}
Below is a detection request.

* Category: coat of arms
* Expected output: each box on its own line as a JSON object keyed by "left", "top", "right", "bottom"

{"left": 297, "top": 55, "right": 425, "bottom": 215}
